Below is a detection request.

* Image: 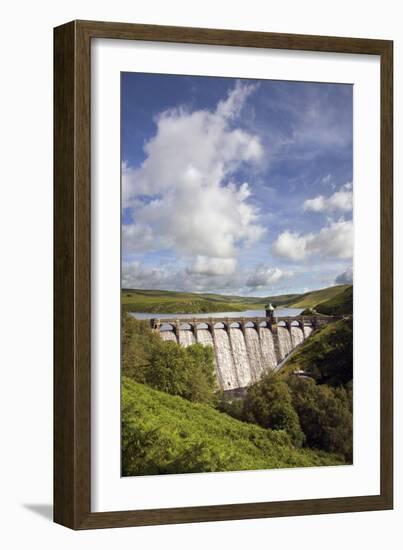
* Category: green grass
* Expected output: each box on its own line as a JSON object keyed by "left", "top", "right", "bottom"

{"left": 122, "top": 293, "right": 260, "bottom": 315}
{"left": 122, "top": 377, "right": 344, "bottom": 476}
{"left": 121, "top": 285, "right": 352, "bottom": 315}
{"left": 286, "top": 284, "right": 351, "bottom": 309}
{"left": 280, "top": 318, "right": 353, "bottom": 387}
{"left": 315, "top": 286, "right": 353, "bottom": 315}
{"left": 123, "top": 288, "right": 264, "bottom": 314}
{"left": 122, "top": 287, "right": 329, "bottom": 314}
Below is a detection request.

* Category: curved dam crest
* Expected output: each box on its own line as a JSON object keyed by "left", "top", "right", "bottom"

{"left": 151, "top": 316, "right": 335, "bottom": 391}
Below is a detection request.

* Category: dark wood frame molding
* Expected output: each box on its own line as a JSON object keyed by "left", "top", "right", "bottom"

{"left": 54, "top": 20, "right": 393, "bottom": 529}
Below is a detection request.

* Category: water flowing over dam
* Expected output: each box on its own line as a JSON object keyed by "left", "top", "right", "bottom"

{"left": 153, "top": 315, "right": 335, "bottom": 391}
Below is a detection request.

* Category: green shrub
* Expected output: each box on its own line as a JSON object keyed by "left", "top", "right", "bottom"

{"left": 122, "top": 315, "right": 217, "bottom": 404}
{"left": 287, "top": 376, "right": 353, "bottom": 461}
{"left": 242, "top": 375, "right": 305, "bottom": 447}
{"left": 122, "top": 316, "right": 163, "bottom": 382}
{"left": 216, "top": 395, "right": 245, "bottom": 421}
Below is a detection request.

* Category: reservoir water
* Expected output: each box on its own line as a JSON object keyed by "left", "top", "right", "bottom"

{"left": 130, "top": 308, "right": 303, "bottom": 320}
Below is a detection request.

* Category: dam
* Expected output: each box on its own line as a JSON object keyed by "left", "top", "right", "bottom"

{"left": 150, "top": 314, "right": 337, "bottom": 391}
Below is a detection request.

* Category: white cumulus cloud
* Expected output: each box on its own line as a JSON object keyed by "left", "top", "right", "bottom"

{"left": 122, "top": 260, "right": 296, "bottom": 294}
{"left": 272, "top": 220, "right": 353, "bottom": 261}
{"left": 122, "top": 261, "right": 175, "bottom": 290}
{"left": 122, "top": 82, "right": 265, "bottom": 269}
{"left": 303, "top": 182, "right": 353, "bottom": 213}
{"left": 187, "top": 256, "right": 237, "bottom": 276}
{"left": 335, "top": 266, "right": 353, "bottom": 284}
{"left": 246, "top": 266, "right": 293, "bottom": 289}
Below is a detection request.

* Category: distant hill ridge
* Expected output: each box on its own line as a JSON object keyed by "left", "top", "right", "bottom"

{"left": 122, "top": 284, "right": 352, "bottom": 315}
{"left": 287, "top": 284, "right": 351, "bottom": 309}
{"left": 314, "top": 286, "right": 353, "bottom": 315}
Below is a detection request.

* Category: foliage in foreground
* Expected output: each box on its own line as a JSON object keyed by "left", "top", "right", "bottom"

{"left": 122, "top": 311, "right": 353, "bottom": 474}
{"left": 123, "top": 316, "right": 217, "bottom": 404}
{"left": 241, "top": 374, "right": 352, "bottom": 461}
{"left": 122, "top": 377, "right": 344, "bottom": 477}
{"left": 243, "top": 376, "right": 305, "bottom": 447}
{"left": 288, "top": 376, "right": 353, "bottom": 461}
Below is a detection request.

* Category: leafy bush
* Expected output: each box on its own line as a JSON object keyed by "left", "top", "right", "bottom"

{"left": 122, "top": 315, "right": 217, "bottom": 404}
{"left": 122, "top": 316, "right": 163, "bottom": 382}
{"left": 287, "top": 376, "right": 353, "bottom": 461}
{"left": 216, "top": 395, "right": 245, "bottom": 421}
{"left": 242, "top": 373, "right": 352, "bottom": 461}
{"left": 242, "top": 375, "right": 305, "bottom": 447}
{"left": 183, "top": 344, "right": 218, "bottom": 403}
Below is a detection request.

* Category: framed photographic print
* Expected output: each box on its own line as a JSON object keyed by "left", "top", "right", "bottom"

{"left": 54, "top": 20, "right": 393, "bottom": 529}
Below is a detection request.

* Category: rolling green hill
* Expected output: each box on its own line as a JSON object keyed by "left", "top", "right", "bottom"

{"left": 121, "top": 284, "right": 352, "bottom": 315}
{"left": 121, "top": 288, "right": 300, "bottom": 314}
{"left": 122, "top": 377, "right": 343, "bottom": 476}
{"left": 315, "top": 285, "right": 353, "bottom": 315}
{"left": 286, "top": 284, "right": 351, "bottom": 309}
{"left": 122, "top": 289, "right": 260, "bottom": 315}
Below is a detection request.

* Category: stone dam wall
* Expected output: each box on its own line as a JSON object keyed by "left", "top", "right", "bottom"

{"left": 151, "top": 316, "right": 335, "bottom": 391}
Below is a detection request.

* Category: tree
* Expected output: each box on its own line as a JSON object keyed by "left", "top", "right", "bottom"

{"left": 122, "top": 315, "right": 163, "bottom": 381}
{"left": 287, "top": 376, "right": 353, "bottom": 461}
{"left": 183, "top": 344, "right": 217, "bottom": 403}
{"left": 146, "top": 342, "right": 217, "bottom": 404}
{"left": 243, "top": 375, "right": 305, "bottom": 447}
{"left": 122, "top": 315, "right": 217, "bottom": 404}
{"left": 146, "top": 341, "right": 190, "bottom": 397}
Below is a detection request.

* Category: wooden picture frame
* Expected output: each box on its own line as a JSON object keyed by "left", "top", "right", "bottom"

{"left": 54, "top": 20, "right": 393, "bottom": 529}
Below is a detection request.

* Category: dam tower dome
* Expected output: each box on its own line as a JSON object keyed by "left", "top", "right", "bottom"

{"left": 265, "top": 303, "right": 275, "bottom": 321}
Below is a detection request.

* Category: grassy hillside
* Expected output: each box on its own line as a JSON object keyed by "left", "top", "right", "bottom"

{"left": 122, "top": 288, "right": 299, "bottom": 314}
{"left": 315, "top": 286, "right": 353, "bottom": 315}
{"left": 122, "top": 290, "right": 260, "bottom": 315}
{"left": 280, "top": 318, "right": 353, "bottom": 387}
{"left": 122, "top": 285, "right": 352, "bottom": 315}
{"left": 122, "top": 377, "right": 343, "bottom": 476}
{"left": 286, "top": 284, "right": 351, "bottom": 308}
{"left": 198, "top": 291, "right": 301, "bottom": 306}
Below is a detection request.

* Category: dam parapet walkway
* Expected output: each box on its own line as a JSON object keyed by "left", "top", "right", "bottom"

{"left": 150, "top": 315, "right": 338, "bottom": 333}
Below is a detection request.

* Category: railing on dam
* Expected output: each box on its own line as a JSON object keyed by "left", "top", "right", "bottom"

{"left": 150, "top": 315, "right": 338, "bottom": 332}
{"left": 150, "top": 315, "right": 340, "bottom": 391}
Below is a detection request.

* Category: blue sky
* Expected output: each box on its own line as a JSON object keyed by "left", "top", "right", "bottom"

{"left": 121, "top": 72, "right": 353, "bottom": 296}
